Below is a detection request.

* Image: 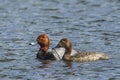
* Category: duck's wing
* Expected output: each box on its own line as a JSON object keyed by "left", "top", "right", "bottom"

{"left": 71, "top": 52, "right": 109, "bottom": 62}
{"left": 52, "top": 48, "right": 65, "bottom": 60}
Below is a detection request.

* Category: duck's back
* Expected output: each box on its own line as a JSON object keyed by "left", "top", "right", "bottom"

{"left": 52, "top": 48, "right": 78, "bottom": 60}
{"left": 71, "top": 52, "right": 109, "bottom": 62}
{"left": 71, "top": 49, "right": 79, "bottom": 56}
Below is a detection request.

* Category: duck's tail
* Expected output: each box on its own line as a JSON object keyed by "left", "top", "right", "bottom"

{"left": 100, "top": 53, "right": 109, "bottom": 60}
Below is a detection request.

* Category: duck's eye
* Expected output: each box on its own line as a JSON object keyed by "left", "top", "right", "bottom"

{"left": 41, "top": 36, "right": 44, "bottom": 38}
{"left": 42, "top": 36, "right": 47, "bottom": 39}
{"left": 62, "top": 39, "right": 66, "bottom": 41}
{"left": 62, "top": 39, "right": 68, "bottom": 42}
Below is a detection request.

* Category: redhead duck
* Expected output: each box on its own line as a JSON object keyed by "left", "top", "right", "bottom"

{"left": 37, "top": 34, "right": 65, "bottom": 60}
{"left": 57, "top": 38, "right": 109, "bottom": 62}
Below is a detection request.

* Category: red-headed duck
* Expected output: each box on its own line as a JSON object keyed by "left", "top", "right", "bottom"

{"left": 57, "top": 38, "right": 109, "bottom": 62}
{"left": 37, "top": 34, "right": 64, "bottom": 60}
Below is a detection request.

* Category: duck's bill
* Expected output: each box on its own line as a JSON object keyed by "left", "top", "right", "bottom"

{"left": 29, "top": 42, "right": 37, "bottom": 46}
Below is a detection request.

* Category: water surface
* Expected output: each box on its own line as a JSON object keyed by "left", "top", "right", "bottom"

{"left": 0, "top": 0, "right": 120, "bottom": 80}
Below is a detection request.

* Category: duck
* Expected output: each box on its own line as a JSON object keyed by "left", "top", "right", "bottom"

{"left": 37, "top": 34, "right": 64, "bottom": 60}
{"left": 36, "top": 34, "right": 78, "bottom": 60}
{"left": 57, "top": 38, "right": 109, "bottom": 62}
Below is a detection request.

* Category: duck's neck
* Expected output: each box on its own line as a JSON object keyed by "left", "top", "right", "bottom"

{"left": 65, "top": 47, "right": 72, "bottom": 55}
{"left": 40, "top": 46, "right": 49, "bottom": 52}
{"left": 64, "top": 47, "right": 72, "bottom": 61}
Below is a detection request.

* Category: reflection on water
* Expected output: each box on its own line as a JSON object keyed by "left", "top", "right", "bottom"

{"left": 0, "top": 0, "right": 120, "bottom": 80}
{"left": 39, "top": 60, "right": 54, "bottom": 68}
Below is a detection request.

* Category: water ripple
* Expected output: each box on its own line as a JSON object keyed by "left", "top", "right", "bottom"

{"left": 0, "top": 0, "right": 120, "bottom": 80}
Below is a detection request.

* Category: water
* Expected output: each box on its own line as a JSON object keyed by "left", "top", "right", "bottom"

{"left": 0, "top": 0, "right": 120, "bottom": 80}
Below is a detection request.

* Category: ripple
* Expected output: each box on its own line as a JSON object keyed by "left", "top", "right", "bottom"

{"left": 0, "top": 58, "right": 16, "bottom": 62}
{"left": 0, "top": 0, "right": 120, "bottom": 80}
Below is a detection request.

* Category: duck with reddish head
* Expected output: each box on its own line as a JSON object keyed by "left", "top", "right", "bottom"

{"left": 37, "top": 34, "right": 66, "bottom": 60}
{"left": 57, "top": 38, "right": 109, "bottom": 62}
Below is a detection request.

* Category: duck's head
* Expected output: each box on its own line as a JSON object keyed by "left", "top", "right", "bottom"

{"left": 57, "top": 38, "right": 72, "bottom": 52}
{"left": 37, "top": 34, "right": 50, "bottom": 52}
